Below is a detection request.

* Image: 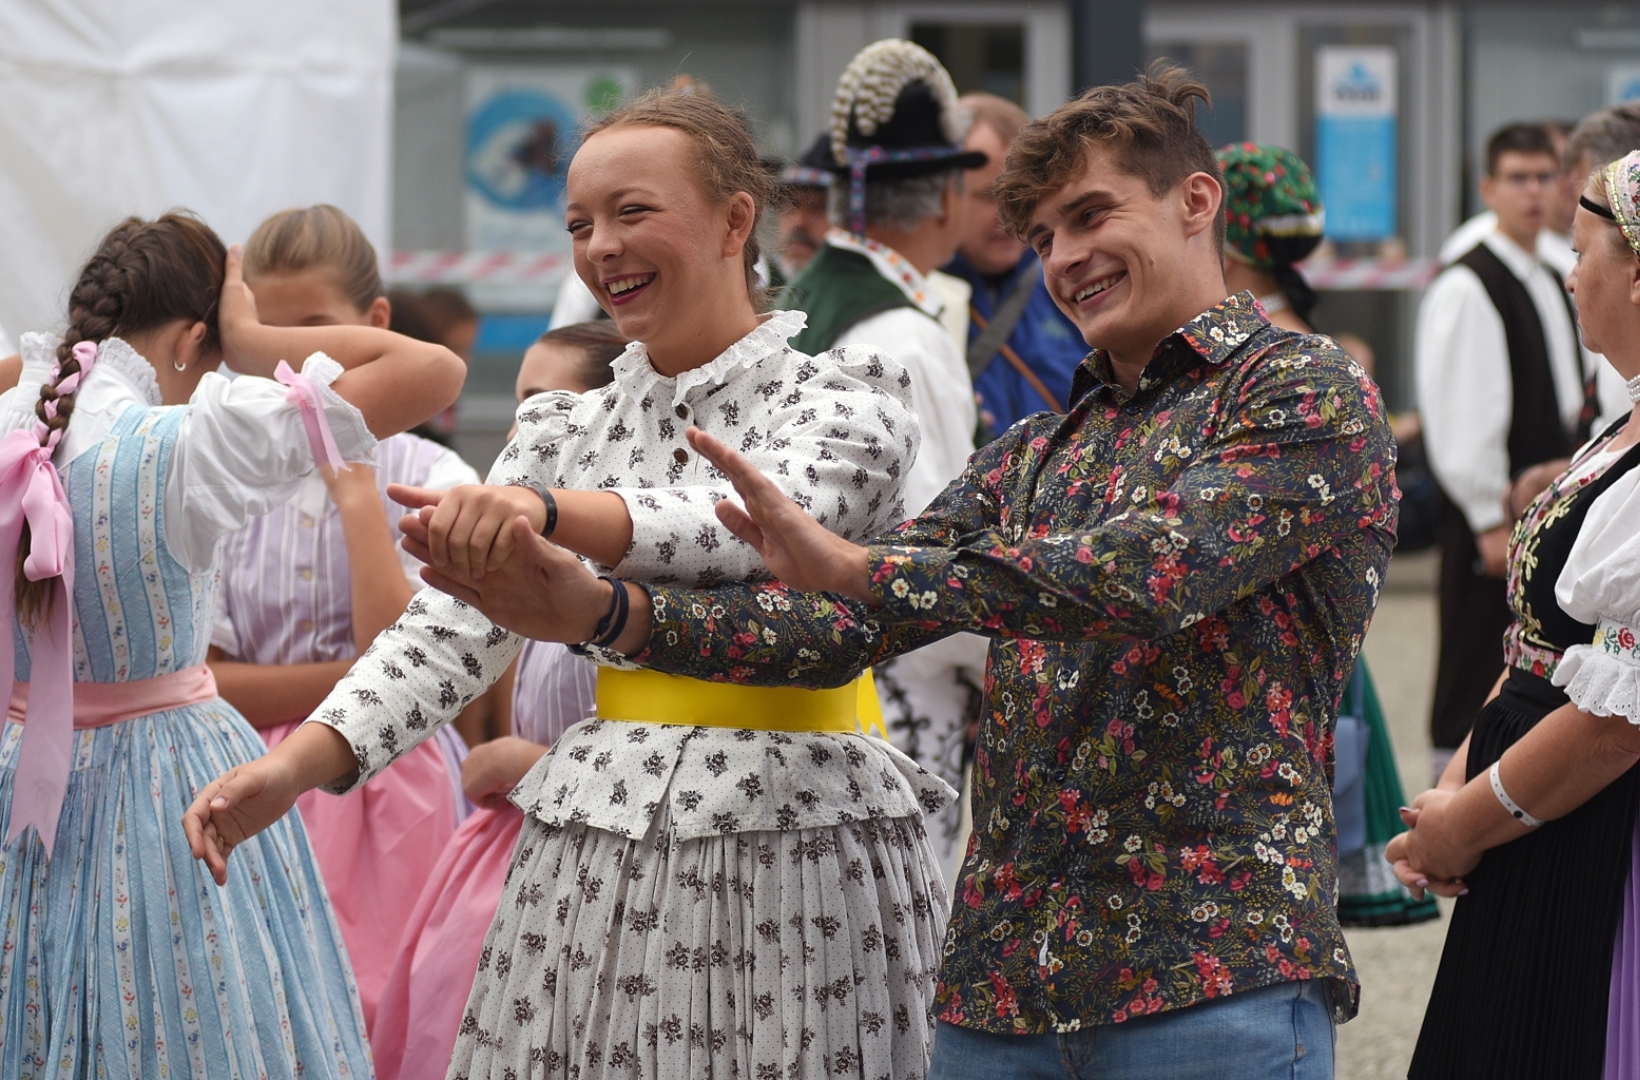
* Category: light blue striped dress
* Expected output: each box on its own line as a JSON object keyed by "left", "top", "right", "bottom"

{"left": 0, "top": 336, "right": 373, "bottom": 1080}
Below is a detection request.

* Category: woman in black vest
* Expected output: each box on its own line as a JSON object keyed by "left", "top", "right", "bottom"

{"left": 1392, "top": 148, "right": 1640, "bottom": 1079}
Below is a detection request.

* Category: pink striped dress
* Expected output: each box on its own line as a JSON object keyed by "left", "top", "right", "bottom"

{"left": 371, "top": 640, "right": 598, "bottom": 1080}
{"left": 212, "top": 430, "right": 480, "bottom": 1032}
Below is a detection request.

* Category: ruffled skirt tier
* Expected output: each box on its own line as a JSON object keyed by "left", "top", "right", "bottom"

{"left": 449, "top": 803, "right": 947, "bottom": 1080}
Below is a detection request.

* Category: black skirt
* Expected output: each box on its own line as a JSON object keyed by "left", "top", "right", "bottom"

{"left": 1410, "top": 670, "right": 1640, "bottom": 1080}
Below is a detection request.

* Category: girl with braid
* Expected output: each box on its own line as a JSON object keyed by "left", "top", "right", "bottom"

{"left": 0, "top": 211, "right": 465, "bottom": 1078}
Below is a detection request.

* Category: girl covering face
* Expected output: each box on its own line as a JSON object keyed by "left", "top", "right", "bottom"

{"left": 188, "top": 90, "right": 955, "bottom": 1080}
{"left": 0, "top": 211, "right": 464, "bottom": 1079}
{"left": 207, "top": 205, "right": 487, "bottom": 1035}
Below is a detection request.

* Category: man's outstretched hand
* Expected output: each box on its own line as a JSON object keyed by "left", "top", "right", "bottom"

{"left": 685, "top": 427, "right": 874, "bottom": 600}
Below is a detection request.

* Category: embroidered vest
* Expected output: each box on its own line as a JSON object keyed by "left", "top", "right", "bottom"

{"left": 780, "top": 243, "right": 919, "bottom": 356}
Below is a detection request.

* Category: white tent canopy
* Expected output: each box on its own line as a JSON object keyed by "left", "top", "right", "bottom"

{"left": 0, "top": 0, "right": 394, "bottom": 340}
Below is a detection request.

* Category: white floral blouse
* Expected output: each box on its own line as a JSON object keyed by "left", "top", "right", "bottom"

{"left": 307, "top": 310, "right": 956, "bottom": 838}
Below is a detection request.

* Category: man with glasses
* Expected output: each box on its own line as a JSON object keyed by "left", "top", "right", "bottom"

{"left": 1417, "top": 122, "right": 1596, "bottom": 780}
{"left": 1439, "top": 120, "right": 1579, "bottom": 276}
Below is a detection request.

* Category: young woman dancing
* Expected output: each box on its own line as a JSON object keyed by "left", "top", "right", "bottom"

{"left": 0, "top": 212, "right": 464, "bottom": 1077}
{"left": 186, "top": 91, "right": 954, "bottom": 1080}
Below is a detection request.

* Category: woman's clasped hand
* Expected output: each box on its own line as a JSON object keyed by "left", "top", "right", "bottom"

{"left": 1384, "top": 790, "right": 1476, "bottom": 900}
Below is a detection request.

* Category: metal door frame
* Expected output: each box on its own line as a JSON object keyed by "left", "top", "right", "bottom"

{"left": 795, "top": 0, "right": 1073, "bottom": 141}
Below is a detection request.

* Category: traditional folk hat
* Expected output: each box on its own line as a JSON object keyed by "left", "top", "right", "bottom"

{"left": 1601, "top": 149, "right": 1640, "bottom": 259}
{"left": 827, "top": 39, "right": 988, "bottom": 233}
{"left": 1215, "top": 142, "right": 1327, "bottom": 322}
{"left": 779, "top": 134, "right": 835, "bottom": 190}
{"left": 1215, "top": 142, "right": 1326, "bottom": 270}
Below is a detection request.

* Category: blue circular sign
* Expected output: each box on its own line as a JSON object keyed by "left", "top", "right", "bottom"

{"left": 466, "top": 88, "right": 579, "bottom": 211}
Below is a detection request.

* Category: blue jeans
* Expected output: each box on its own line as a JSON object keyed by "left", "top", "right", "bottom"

{"left": 926, "top": 979, "right": 1336, "bottom": 1080}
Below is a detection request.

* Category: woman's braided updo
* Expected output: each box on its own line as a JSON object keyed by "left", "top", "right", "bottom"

{"left": 16, "top": 211, "right": 226, "bottom": 620}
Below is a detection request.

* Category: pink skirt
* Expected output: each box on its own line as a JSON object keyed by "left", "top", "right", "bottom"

{"left": 261, "top": 719, "right": 463, "bottom": 1034}
{"left": 372, "top": 802, "right": 522, "bottom": 1080}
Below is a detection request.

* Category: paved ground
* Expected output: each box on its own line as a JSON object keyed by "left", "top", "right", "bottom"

{"left": 1336, "top": 550, "right": 1451, "bottom": 1080}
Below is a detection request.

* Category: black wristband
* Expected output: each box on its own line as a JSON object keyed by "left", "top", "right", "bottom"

{"left": 508, "top": 480, "right": 558, "bottom": 538}
{"left": 587, "top": 576, "right": 631, "bottom": 649}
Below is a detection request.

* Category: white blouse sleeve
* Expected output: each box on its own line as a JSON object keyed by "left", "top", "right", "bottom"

{"left": 162, "top": 352, "right": 378, "bottom": 572}
{"left": 1414, "top": 267, "right": 1514, "bottom": 535}
{"left": 1552, "top": 464, "right": 1640, "bottom": 722}
{"left": 486, "top": 390, "right": 578, "bottom": 485}
{"left": 304, "top": 587, "right": 523, "bottom": 792}
{"left": 603, "top": 346, "right": 921, "bottom": 586}
{"left": 0, "top": 333, "right": 59, "bottom": 435}
{"left": 834, "top": 311, "right": 976, "bottom": 517}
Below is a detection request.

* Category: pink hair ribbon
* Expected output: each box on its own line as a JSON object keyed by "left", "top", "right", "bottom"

{"left": 274, "top": 359, "right": 349, "bottom": 473}
{"left": 1, "top": 340, "right": 96, "bottom": 857}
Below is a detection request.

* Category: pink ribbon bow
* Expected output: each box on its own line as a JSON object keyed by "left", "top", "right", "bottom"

{"left": 2, "top": 340, "right": 96, "bottom": 857}
{"left": 275, "top": 359, "right": 348, "bottom": 473}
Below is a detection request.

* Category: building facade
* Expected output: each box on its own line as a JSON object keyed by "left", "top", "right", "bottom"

{"left": 389, "top": 0, "right": 1640, "bottom": 466}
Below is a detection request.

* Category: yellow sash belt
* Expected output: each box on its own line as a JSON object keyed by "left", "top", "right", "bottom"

{"left": 595, "top": 667, "right": 887, "bottom": 738}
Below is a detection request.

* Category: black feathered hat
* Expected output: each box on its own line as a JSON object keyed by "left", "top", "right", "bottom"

{"left": 828, "top": 39, "right": 987, "bottom": 232}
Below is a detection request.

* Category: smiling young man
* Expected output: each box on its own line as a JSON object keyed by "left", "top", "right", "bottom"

{"left": 338, "top": 67, "right": 1396, "bottom": 1080}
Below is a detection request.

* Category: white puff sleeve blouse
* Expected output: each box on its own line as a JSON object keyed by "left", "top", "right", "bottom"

{"left": 1553, "top": 460, "right": 1640, "bottom": 722}
{"left": 1, "top": 333, "right": 377, "bottom": 574}
{"left": 304, "top": 311, "right": 930, "bottom": 817}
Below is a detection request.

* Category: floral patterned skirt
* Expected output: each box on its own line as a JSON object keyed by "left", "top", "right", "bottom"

{"left": 449, "top": 804, "right": 948, "bottom": 1080}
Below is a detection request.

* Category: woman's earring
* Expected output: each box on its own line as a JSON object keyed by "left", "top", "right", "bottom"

{"left": 173, "top": 359, "right": 187, "bottom": 372}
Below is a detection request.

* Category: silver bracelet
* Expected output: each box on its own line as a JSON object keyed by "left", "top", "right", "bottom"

{"left": 1489, "top": 761, "right": 1546, "bottom": 828}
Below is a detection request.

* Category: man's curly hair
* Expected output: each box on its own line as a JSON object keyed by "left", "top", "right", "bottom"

{"left": 995, "top": 62, "right": 1224, "bottom": 251}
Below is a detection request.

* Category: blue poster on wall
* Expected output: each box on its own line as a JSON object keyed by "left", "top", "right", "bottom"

{"left": 462, "top": 66, "right": 633, "bottom": 308}
{"left": 1315, "top": 47, "right": 1398, "bottom": 241}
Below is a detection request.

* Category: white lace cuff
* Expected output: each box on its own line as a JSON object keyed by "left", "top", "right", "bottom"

{"left": 1552, "top": 618, "right": 1640, "bottom": 722}
{"left": 300, "top": 351, "right": 377, "bottom": 464}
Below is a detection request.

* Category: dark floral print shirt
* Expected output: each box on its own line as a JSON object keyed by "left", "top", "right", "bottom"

{"left": 639, "top": 293, "right": 1395, "bottom": 1032}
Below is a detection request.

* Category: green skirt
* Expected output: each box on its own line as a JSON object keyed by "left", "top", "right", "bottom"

{"left": 1337, "top": 660, "right": 1441, "bottom": 927}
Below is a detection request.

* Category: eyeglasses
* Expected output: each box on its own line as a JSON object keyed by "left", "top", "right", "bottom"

{"left": 1496, "top": 170, "right": 1561, "bottom": 189}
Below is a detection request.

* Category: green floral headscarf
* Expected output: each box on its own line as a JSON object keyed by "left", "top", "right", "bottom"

{"left": 1216, "top": 142, "right": 1326, "bottom": 270}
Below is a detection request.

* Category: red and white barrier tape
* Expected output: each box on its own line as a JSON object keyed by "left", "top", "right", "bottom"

{"left": 385, "top": 251, "right": 1444, "bottom": 291}
{"left": 1297, "top": 257, "right": 1441, "bottom": 291}
{"left": 385, "top": 251, "right": 571, "bottom": 285}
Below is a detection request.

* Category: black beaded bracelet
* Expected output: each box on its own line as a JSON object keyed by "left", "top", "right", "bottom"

{"left": 507, "top": 480, "right": 558, "bottom": 539}
{"left": 587, "top": 576, "right": 631, "bottom": 649}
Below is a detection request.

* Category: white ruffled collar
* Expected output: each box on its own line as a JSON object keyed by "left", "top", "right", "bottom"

{"left": 89, "top": 337, "right": 164, "bottom": 407}
{"left": 610, "top": 310, "right": 808, "bottom": 407}
{"left": 15, "top": 332, "right": 162, "bottom": 409}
